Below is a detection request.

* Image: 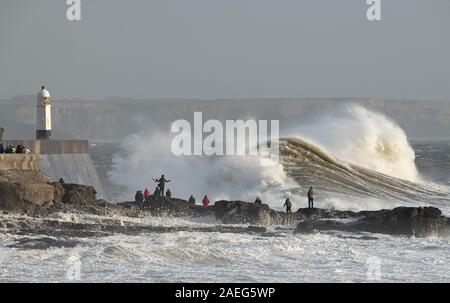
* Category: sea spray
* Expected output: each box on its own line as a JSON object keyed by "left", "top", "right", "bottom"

{"left": 107, "top": 104, "right": 447, "bottom": 210}
{"left": 108, "top": 132, "right": 295, "bottom": 203}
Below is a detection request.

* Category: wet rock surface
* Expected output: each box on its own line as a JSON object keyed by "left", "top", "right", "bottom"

{"left": 214, "top": 200, "right": 298, "bottom": 225}
{"left": 6, "top": 237, "right": 80, "bottom": 250}
{"left": 294, "top": 206, "right": 449, "bottom": 238}
{"left": 139, "top": 196, "right": 214, "bottom": 216}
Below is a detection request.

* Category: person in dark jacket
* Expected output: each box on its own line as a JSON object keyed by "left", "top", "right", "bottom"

{"left": 188, "top": 195, "right": 196, "bottom": 205}
{"left": 166, "top": 189, "right": 172, "bottom": 198}
{"left": 255, "top": 197, "right": 262, "bottom": 205}
{"left": 283, "top": 198, "right": 292, "bottom": 213}
{"left": 4, "top": 145, "right": 12, "bottom": 153}
{"left": 135, "top": 190, "right": 144, "bottom": 203}
{"left": 0, "top": 143, "right": 4, "bottom": 153}
{"left": 16, "top": 145, "right": 24, "bottom": 153}
{"left": 307, "top": 187, "right": 314, "bottom": 209}
{"left": 154, "top": 186, "right": 160, "bottom": 197}
{"left": 154, "top": 175, "right": 171, "bottom": 196}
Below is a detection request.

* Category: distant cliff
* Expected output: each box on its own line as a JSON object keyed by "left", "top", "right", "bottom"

{"left": 1, "top": 97, "right": 450, "bottom": 141}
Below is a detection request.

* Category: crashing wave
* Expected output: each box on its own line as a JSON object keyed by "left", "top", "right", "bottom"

{"left": 280, "top": 137, "right": 449, "bottom": 206}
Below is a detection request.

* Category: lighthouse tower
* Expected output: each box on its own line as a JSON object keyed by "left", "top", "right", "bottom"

{"left": 36, "top": 86, "right": 52, "bottom": 140}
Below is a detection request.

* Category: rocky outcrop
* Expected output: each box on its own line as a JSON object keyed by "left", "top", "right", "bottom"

{"left": 142, "top": 196, "right": 213, "bottom": 216}
{"left": 0, "top": 170, "right": 99, "bottom": 215}
{"left": 294, "top": 207, "right": 449, "bottom": 238}
{"left": 214, "top": 200, "right": 298, "bottom": 225}
{"left": 0, "top": 170, "right": 56, "bottom": 215}
{"left": 296, "top": 207, "right": 358, "bottom": 220}
{"left": 59, "top": 183, "right": 97, "bottom": 205}
{"left": 1, "top": 170, "right": 449, "bottom": 238}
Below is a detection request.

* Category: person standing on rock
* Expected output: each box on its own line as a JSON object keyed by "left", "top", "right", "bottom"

{"left": 144, "top": 188, "right": 152, "bottom": 202}
{"left": 307, "top": 187, "right": 314, "bottom": 209}
{"left": 188, "top": 195, "right": 196, "bottom": 205}
{"left": 283, "top": 198, "right": 292, "bottom": 213}
{"left": 135, "top": 190, "right": 144, "bottom": 203}
{"left": 154, "top": 175, "right": 171, "bottom": 197}
{"left": 166, "top": 189, "right": 172, "bottom": 198}
{"left": 202, "top": 195, "right": 210, "bottom": 207}
{"left": 255, "top": 197, "right": 262, "bottom": 205}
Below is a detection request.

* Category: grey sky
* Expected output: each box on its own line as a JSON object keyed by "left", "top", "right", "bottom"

{"left": 1, "top": 0, "right": 449, "bottom": 100}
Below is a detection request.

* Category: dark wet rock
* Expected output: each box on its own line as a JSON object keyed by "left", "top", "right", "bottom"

{"left": 294, "top": 206, "right": 449, "bottom": 238}
{"left": 51, "top": 182, "right": 64, "bottom": 203}
{"left": 60, "top": 183, "right": 97, "bottom": 205}
{"left": 260, "top": 232, "right": 287, "bottom": 238}
{"left": 297, "top": 207, "right": 358, "bottom": 220}
{"left": 7, "top": 237, "right": 80, "bottom": 250}
{"left": 333, "top": 234, "right": 379, "bottom": 241}
{"left": 214, "top": 200, "right": 298, "bottom": 225}
{"left": 247, "top": 226, "right": 267, "bottom": 233}
{"left": 135, "top": 196, "right": 214, "bottom": 216}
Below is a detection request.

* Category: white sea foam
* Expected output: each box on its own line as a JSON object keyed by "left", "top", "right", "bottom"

{"left": 1, "top": 230, "right": 449, "bottom": 282}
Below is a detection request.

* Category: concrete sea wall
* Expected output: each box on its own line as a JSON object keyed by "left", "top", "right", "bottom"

{"left": 0, "top": 154, "right": 40, "bottom": 170}
{"left": 5, "top": 139, "right": 88, "bottom": 154}
{"left": 2, "top": 140, "right": 105, "bottom": 198}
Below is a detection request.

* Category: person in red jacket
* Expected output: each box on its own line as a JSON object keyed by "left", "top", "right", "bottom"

{"left": 202, "top": 195, "right": 210, "bottom": 207}
{"left": 144, "top": 188, "right": 152, "bottom": 202}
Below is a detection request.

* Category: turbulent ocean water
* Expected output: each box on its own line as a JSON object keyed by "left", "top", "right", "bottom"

{"left": 1, "top": 105, "right": 450, "bottom": 282}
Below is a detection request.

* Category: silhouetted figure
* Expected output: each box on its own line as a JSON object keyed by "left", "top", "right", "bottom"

{"left": 154, "top": 175, "right": 171, "bottom": 196}
{"left": 283, "top": 198, "right": 292, "bottom": 213}
{"left": 166, "top": 189, "right": 172, "bottom": 198}
{"left": 59, "top": 177, "right": 65, "bottom": 184}
{"left": 16, "top": 145, "right": 24, "bottom": 153}
{"left": 307, "top": 187, "right": 314, "bottom": 209}
{"left": 255, "top": 197, "right": 262, "bottom": 205}
{"left": 188, "top": 195, "right": 196, "bottom": 205}
{"left": 135, "top": 190, "right": 144, "bottom": 203}
{"left": 154, "top": 186, "right": 160, "bottom": 197}
{"left": 5, "top": 145, "right": 13, "bottom": 153}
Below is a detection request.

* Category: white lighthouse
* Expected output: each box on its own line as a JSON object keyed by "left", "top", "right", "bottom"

{"left": 36, "top": 86, "right": 52, "bottom": 140}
